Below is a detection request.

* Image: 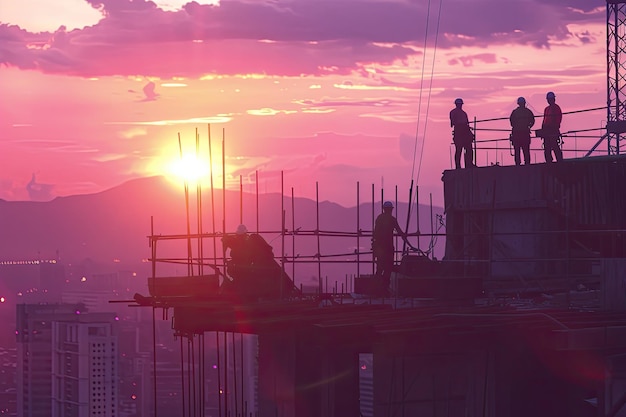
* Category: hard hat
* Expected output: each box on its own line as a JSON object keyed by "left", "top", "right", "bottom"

{"left": 517, "top": 97, "right": 526, "bottom": 105}
{"left": 546, "top": 91, "right": 556, "bottom": 99}
{"left": 454, "top": 98, "right": 464, "bottom": 105}
{"left": 236, "top": 224, "right": 248, "bottom": 235}
{"left": 383, "top": 201, "right": 394, "bottom": 209}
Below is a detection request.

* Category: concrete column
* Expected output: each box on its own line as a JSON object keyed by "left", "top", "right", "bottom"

{"left": 258, "top": 330, "right": 360, "bottom": 417}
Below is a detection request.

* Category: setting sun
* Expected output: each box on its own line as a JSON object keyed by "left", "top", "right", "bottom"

{"left": 168, "top": 154, "right": 212, "bottom": 184}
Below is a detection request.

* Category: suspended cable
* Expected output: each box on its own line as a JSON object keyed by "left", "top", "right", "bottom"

{"left": 409, "top": 0, "right": 434, "bottom": 181}
{"left": 416, "top": 0, "right": 444, "bottom": 185}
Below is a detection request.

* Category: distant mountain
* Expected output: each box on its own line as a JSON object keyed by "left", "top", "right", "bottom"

{"left": 0, "top": 176, "right": 445, "bottom": 267}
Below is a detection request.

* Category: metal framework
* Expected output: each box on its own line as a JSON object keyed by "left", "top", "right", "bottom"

{"left": 607, "top": 0, "right": 626, "bottom": 154}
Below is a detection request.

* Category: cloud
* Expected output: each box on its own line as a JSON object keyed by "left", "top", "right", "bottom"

{"left": 141, "top": 81, "right": 159, "bottom": 101}
{"left": 118, "top": 127, "right": 148, "bottom": 139}
{"left": 0, "top": 0, "right": 604, "bottom": 78}
{"left": 105, "top": 115, "right": 232, "bottom": 126}
{"left": 448, "top": 53, "right": 499, "bottom": 68}
{"left": 247, "top": 107, "right": 296, "bottom": 116}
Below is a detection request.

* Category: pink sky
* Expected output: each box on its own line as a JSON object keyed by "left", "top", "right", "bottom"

{"left": 0, "top": 0, "right": 607, "bottom": 207}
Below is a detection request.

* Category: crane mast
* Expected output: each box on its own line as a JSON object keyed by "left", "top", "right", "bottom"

{"left": 607, "top": 0, "right": 626, "bottom": 154}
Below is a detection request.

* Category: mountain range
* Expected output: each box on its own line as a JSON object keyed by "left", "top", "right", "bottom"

{"left": 0, "top": 176, "right": 445, "bottom": 269}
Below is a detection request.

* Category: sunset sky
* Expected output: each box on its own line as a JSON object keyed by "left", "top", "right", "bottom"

{"left": 0, "top": 0, "right": 608, "bottom": 207}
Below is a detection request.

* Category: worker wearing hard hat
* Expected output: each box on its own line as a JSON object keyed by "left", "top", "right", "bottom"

{"left": 540, "top": 91, "right": 563, "bottom": 162}
{"left": 222, "top": 224, "right": 253, "bottom": 277}
{"left": 449, "top": 98, "right": 475, "bottom": 169}
{"left": 372, "top": 201, "right": 409, "bottom": 295}
{"left": 509, "top": 97, "right": 535, "bottom": 165}
{"left": 221, "top": 225, "right": 299, "bottom": 301}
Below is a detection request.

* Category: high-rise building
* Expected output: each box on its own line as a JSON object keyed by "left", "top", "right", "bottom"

{"left": 16, "top": 303, "right": 119, "bottom": 417}
{"left": 0, "top": 346, "right": 17, "bottom": 416}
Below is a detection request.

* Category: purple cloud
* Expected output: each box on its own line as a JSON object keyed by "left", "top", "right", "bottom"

{"left": 448, "top": 53, "right": 499, "bottom": 68}
{"left": 0, "top": 0, "right": 604, "bottom": 78}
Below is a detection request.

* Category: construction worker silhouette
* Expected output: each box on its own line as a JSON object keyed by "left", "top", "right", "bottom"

{"left": 221, "top": 224, "right": 299, "bottom": 301}
{"left": 449, "top": 98, "right": 474, "bottom": 169}
{"left": 372, "top": 201, "right": 409, "bottom": 295}
{"left": 509, "top": 97, "right": 535, "bottom": 165}
{"left": 540, "top": 91, "right": 563, "bottom": 162}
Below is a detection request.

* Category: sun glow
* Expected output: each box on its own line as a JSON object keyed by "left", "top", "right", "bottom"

{"left": 145, "top": 139, "right": 228, "bottom": 190}
{"left": 168, "top": 154, "right": 212, "bottom": 184}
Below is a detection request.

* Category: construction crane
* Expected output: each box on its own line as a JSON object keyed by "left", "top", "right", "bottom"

{"left": 597, "top": 0, "right": 626, "bottom": 155}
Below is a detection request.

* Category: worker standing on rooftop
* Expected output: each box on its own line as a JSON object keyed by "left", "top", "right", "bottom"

{"left": 541, "top": 91, "right": 563, "bottom": 163}
{"left": 509, "top": 97, "right": 535, "bottom": 166}
{"left": 449, "top": 98, "right": 475, "bottom": 169}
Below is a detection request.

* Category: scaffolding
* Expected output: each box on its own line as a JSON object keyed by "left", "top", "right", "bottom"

{"left": 131, "top": 153, "right": 626, "bottom": 417}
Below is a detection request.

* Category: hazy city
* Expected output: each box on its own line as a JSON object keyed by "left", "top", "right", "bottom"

{"left": 0, "top": 175, "right": 392, "bottom": 416}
